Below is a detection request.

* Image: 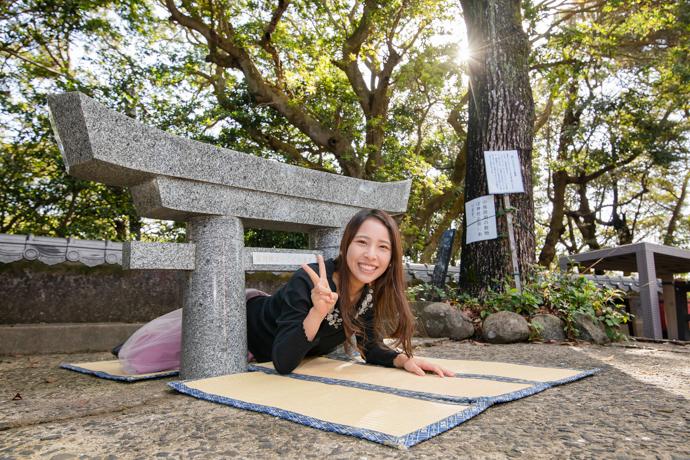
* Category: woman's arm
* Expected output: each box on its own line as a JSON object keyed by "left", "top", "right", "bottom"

{"left": 358, "top": 308, "right": 454, "bottom": 377}
{"left": 357, "top": 309, "right": 400, "bottom": 368}
{"left": 270, "top": 272, "right": 320, "bottom": 374}
{"left": 271, "top": 256, "right": 336, "bottom": 374}
{"left": 302, "top": 307, "right": 328, "bottom": 341}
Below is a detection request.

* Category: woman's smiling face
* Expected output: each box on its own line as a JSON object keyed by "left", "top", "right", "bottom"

{"left": 345, "top": 217, "right": 392, "bottom": 292}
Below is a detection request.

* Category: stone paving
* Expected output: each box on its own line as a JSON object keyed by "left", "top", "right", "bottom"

{"left": 1, "top": 339, "right": 688, "bottom": 459}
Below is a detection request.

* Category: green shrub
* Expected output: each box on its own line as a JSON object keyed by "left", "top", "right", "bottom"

{"left": 528, "top": 321, "right": 545, "bottom": 341}
{"left": 535, "top": 270, "right": 630, "bottom": 340}
{"left": 408, "top": 268, "right": 632, "bottom": 341}
{"left": 406, "top": 279, "right": 463, "bottom": 303}
{"left": 482, "top": 283, "right": 543, "bottom": 318}
{"left": 406, "top": 282, "right": 450, "bottom": 302}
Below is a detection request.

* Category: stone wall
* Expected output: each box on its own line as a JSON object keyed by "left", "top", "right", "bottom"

{"left": 0, "top": 261, "right": 290, "bottom": 324}
{"left": 0, "top": 260, "right": 441, "bottom": 354}
{"left": 0, "top": 246, "right": 449, "bottom": 324}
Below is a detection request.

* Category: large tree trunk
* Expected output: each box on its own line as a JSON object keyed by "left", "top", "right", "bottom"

{"left": 459, "top": 0, "right": 535, "bottom": 296}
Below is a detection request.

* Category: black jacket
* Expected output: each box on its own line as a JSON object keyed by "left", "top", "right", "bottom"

{"left": 246, "top": 258, "right": 399, "bottom": 373}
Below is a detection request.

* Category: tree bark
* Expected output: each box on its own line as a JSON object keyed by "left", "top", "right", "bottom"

{"left": 538, "top": 170, "right": 569, "bottom": 266}
{"left": 569, "top": 181, "right": 601, "bottom": 251}
{"left": 459, "top": 0, "right": 535, "bottom": 296}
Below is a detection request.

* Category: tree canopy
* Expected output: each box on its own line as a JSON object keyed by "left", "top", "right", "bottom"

{"left": 1, "top": 0, "right": 688, "bottom": 278}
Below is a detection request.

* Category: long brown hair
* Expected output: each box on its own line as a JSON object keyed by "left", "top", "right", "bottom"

{"left": 334, "top": 209, "right": 415, "bottom": 358}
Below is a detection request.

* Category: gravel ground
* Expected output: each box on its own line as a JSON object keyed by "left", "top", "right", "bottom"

{"left": 0, "top": 339, "right": 688, "bottom": 459}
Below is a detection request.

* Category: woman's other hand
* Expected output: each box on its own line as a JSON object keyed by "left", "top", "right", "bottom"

{"left": 394, "top": 355, "right": 455, "bottom": 377}
{"left": 301, "top": 255, "right": 338, "bottom": 317}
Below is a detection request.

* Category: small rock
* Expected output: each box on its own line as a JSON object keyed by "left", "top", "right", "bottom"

{"left": 418, "top": 302, "right": 474, "bottom": 340}
{"left": 259, "top": 441, "right": 274, "bottom": 449}
{"left": 574, "top": 313, "right": 610, "bottom": 344}
{"left": 482, "top": 311, "right": 530, "bottom": 343}
{"left": 531, "top": 314, "right": 566, "bottom": 341}
{"left": 50, "top": 454, "right": 77, "bottom": 460}
{"left": 581, "top": 432, "right": 598, "bottom": 442}
{"left": 40, "top": 434, "right": 61, "bottom": 441}
{"left": 410, "top": 300, "right": 433, "bottom": 317}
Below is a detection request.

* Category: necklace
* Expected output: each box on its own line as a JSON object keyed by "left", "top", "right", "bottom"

{"left": 325, "top": 285, "right": 374, "bottom": 328}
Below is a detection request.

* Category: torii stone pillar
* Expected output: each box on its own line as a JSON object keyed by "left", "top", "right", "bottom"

{"left": 48, "top": 92, "right": 411, "bottom": 379}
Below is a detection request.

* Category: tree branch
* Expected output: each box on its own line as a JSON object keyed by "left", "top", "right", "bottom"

{"left": 165, "top": 0, "right": 362, "bottom": 176}
{"left": 333, "top": 0, "right": 376, "bottom": 116}
{"left": 207, "top": 69, "right": 319, "bottom": 169}
{"left": 533, "top": 94, "right": 553, "bottom": 133}
{"left": 259, "top": 0, "right": 290, "bottom": 86}
{"left": 0, "top": 45, "right": 72, "bottom": 80}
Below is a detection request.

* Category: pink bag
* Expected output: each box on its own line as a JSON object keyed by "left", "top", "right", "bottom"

{"left": 119, "top": 308, "right": 182, "bottom": 374}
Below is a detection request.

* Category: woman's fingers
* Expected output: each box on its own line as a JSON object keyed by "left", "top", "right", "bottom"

{"left": 426, "top": 362, "right": 447, "bottom": 378}
{"left": 317, "top": 255, "right": 327, "bottom": 282}
{"left": 442, "top": 367, "right": 456, "bottom": 377}
{"left": 412, "top": 364, "right": 426, "bottom": 377}
{"left": 409, "top": 358, "right": 455, "bottom": 378}
{"left": 404, "top": 359, "right": 426, "bottom": 376}
{"left": 315, "top": 291, "right": 337, "bottom": 304}
{"left": 302, "top": 255, "right": 336, "bottom": 316}
{"left": 301, "top": 263, "right": 320, "bottom": 285}
{"left": 419, "top": 361, "right": 443, "bottom": 377}
{"left": 302, "top": 255, "right": 332, "bottom": 293}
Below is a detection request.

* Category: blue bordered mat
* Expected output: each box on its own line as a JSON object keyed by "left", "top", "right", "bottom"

{"left": 168, "top": 372, "right": 486, "bottom": 449}
{"left": 60, "top": 360, "right": 179, "bottom": 382}
{"left": 169, "top": 357, "right": 599, "bottom": 448}
{"left": 250, "top": 356, "right": 600, "bottom": 404}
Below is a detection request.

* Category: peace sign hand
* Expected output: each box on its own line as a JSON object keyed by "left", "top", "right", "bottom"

{"left": 301, "top": 255, "right": 338, "bottom": 317}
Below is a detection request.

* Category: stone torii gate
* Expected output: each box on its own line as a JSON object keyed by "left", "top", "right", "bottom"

{"left": 48, "top": 92, "right": 411, "bottom": 379}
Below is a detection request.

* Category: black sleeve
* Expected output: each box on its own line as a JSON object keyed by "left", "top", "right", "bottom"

{"left": 271, "top": 269, "right": 319, "bottom": 374}
{"left": 357, "top": 308, "right": 400, "bottom": 368}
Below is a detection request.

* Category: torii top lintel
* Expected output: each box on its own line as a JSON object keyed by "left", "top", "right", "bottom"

{"left": 47, "top": 92, "right": 410, "bottom": 231}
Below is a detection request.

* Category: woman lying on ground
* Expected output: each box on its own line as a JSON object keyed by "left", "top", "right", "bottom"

{"left": 117, "top": 209, "right": 453, "bottom": 377}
